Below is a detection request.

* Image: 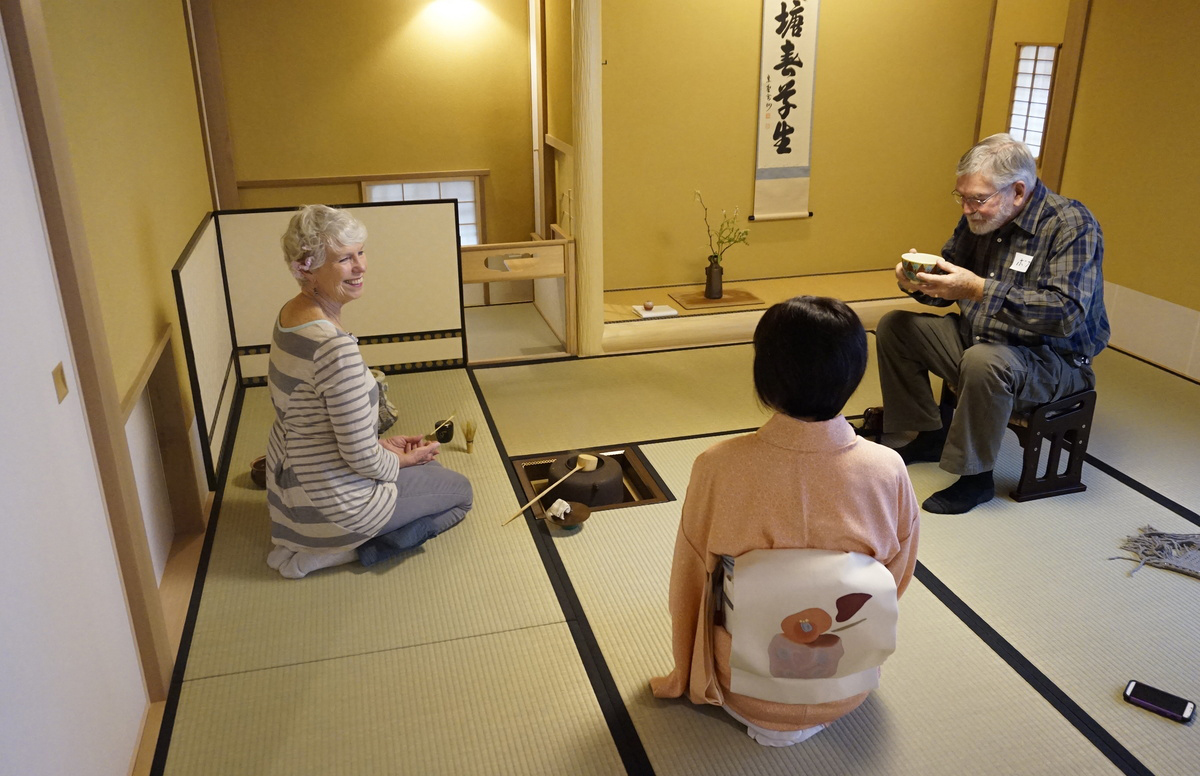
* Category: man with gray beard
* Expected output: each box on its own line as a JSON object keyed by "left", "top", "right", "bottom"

{"left": 874, "top": 133, "right": 1109, "bottom": 514}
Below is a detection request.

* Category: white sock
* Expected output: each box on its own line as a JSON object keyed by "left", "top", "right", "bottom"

{"left": 746, "top": 723, "right": 825, "bottom": 747}
{"left": 724, "top": 705, "right": 826, "bottom": 747}
{"left": 267, "top": 545, "right": 295, "bottom": 570}
{"left": 278, "top": 548, "right": 358, "bottom": 579}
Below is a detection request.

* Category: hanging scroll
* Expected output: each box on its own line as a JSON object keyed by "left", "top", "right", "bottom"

{"left": 753, "top": 0, "right": 820, "bottom": 221}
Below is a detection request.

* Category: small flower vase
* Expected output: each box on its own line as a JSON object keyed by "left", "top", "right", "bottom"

{"left": 704, "top": 261, "right": 723, "bottom": 299}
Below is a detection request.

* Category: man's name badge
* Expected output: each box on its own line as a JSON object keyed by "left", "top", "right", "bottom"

{"left": 1010, "top": 252, "right": 1034, "bottom": 273}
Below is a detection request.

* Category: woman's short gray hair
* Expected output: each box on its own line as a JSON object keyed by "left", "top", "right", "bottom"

{"left": 281, "top": 204, "right": 368, "bottom": 280}
{"left": 956, "top": 133, "right": 1037, "bottom": 192}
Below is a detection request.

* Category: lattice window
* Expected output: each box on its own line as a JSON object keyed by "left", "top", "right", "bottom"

{"left": 1008, "top": 44, "right": 1058, "bottom": 160}
{"left": 363, "top": 174, "right": 485, "bottom": 245}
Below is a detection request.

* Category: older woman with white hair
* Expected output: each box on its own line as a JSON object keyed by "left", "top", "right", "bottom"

{"left": 265, "top": 204, "right": 472, "bottom": 579}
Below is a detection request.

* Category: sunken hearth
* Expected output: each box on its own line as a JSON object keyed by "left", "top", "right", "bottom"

{"left": 510, "top": 445, "right": 671, "bottom": 520}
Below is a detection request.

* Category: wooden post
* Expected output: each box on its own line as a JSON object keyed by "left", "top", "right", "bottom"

{"left": 572, "top": 0, "right": 604, "bottom": 355}
{"left": 1040, "top": 0, "right": 1092, "bottom": 193}
{"left": 183, "top": 0, "right": 240, "bottom": 209}
{"left": 973, "top": 0, "right": 999, "bottom": 143}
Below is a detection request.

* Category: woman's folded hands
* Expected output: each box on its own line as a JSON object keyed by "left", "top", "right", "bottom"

{"left": 381, "top": 434, "right": 440, "bottom": 467}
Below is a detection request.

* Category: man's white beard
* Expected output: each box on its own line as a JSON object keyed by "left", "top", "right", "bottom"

{"left": 966, "top": 209, "right": 1009, "bottom": 235}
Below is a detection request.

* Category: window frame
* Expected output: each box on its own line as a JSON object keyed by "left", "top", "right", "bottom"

{"left": 1007, "top": 43, "right": 1061, "bottom": 163}
{"left": 361, "top": 171, "right": 488, "bottom": 245}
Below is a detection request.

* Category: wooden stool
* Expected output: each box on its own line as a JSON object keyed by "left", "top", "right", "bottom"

{"left": 939, "top": 384, "right": 1097, "bottom": 501}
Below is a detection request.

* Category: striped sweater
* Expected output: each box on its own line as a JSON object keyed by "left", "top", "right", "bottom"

{"left": 265, "top": 319, "right": 399, "bottom": 552}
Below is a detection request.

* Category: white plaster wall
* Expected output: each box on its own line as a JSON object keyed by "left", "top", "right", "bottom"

{"left": 1105, "top": 281, "right": 1200, "bottom": 380}
{"left": 126, "top": 391, "right": 175, "bottom": 583}
{"left": 534, "top": 276, "right": 568, "bottom": 344}
{"left": 0, "top": 33, "right": 147, "bottom": 776}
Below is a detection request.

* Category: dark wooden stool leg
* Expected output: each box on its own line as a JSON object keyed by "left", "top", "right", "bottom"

{"left": 1009, "top": 390, "right": 1096, "bottom": 501}
{"left": 940, "top": 382, "right": 1096, "bottom": 502}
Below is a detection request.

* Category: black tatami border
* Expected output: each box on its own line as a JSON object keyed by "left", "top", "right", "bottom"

{"left": 1086, "top": 454, "right": 1200, "bottom": 527}
{"left": 149, "top": 385, "right": 247, "bottom": 776}
{"left": 152, "top": 354, "right": 1193, "bottom": 775}
{"left": 914, "top": 563, "right": 1154, "bottom": 776}
{"left": 471, "top": 352, "right": 1195, "bottom": 775}
{"left": 465, "top": 368, "right": 656, "bottom": 775}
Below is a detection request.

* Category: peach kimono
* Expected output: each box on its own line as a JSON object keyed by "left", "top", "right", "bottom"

{"left": 650, "top": 414, "right": 920, "bottom": 731}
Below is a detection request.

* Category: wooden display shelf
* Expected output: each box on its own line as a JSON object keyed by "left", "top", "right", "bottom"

{"left": 668, "top": 288, "right": 764, "bottom": 310}
{"left": 461, "top": 240, "right": 569, "bottom": 284}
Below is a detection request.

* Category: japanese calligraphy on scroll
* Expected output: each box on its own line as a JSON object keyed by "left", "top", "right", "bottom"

{"left": 753, "top": 0, "right": 820, "bottom": 221}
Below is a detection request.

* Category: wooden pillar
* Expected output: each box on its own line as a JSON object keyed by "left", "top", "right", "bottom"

{"left": 1040, "top": 0, "right": 1091, "bottom": 193}
{"left": 572, "top": 0, "right": 604, "bottom": 355}
{"left": 529, "top": 0, "right": 556, "bottom": 239}
{"left": 183, "top": 0, "right": 240, "bottom": 209}
{"left": 973, "top": 0, "right": 999, "bottom": 143}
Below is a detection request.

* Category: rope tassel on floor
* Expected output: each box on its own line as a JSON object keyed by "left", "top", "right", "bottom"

{"left": 1110, "top": 525, "right": 1200, "bottom": 580}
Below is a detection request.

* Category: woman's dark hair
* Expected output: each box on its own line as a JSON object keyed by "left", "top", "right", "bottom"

{"left": 753, "top": 295, "right": 868, "bottom": 421}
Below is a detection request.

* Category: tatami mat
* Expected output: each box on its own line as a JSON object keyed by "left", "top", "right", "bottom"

{"left": 472, "top": 346, "right": 765, "bottom": 456}
{"left": 473, "top": 341, "right": 884, "bottom": 456}
{"left": 906, "top": 438, "right": 1200, "bottom": 776}
{"left": 183, "top": 370, "right": 562, "bottom": 680}
{"left": 1089, "top": 348, "right": 1200, "bottom": 509}
{"left": 164, "top": 342, "right": 1200, "bottom": 775}
{"left": 547, "top": 436, "right": 1126, "bottom": 775}
{"left": 164, "top": 623, "right": 624, "bottom": 775}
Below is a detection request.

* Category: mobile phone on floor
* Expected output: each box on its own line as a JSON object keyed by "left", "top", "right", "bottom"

{"left": 1123, "top": 680, "right": 1195, "bottom": 723}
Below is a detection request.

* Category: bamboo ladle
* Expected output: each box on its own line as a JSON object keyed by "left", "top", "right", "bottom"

{"left": 502, "top": 453, "right": 599, "bottom": 525}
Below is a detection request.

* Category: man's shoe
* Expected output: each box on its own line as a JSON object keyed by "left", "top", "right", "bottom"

{"left": 923, "top": 472, "right": 995, "bottom": 514}
{"left": 853, "top": 407, "right": 885, "bottom": 442}
{"left": 895, "top": 429, "right": 946, "bottom": 465}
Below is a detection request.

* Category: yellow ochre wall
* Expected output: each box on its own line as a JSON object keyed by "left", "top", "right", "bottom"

{"left": 977, "top": 0, "right": 1070, "bottom": 140}
{"left": 1061, "top": 0, "right": 1200, "bottom": 311}
{"left": 213, "top": 0, "right": 536, "bottom": 244}
{"left": 40, "top": 0, "right": 212, "bottom": 397}
{"left": 601, "top": 1, "right": 994, "bottom": 289}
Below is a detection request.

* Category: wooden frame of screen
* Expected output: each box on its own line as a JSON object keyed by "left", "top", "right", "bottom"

{"left": 172, "top": 213, "right": 240, "bottom": 491}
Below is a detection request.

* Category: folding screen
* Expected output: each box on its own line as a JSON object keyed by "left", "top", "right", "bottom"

{"left": 174, "top": 201, "right": 464, "bottom": 489}
{"left": 172, "top": 215, "right": 236, "bottom": 489}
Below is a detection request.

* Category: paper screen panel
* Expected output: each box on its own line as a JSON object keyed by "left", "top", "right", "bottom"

{"left": 219, "top": 202, "right": 464, "bottom": 355}
{"left": 173, "top": 216, "right": 236, "bottom": 488}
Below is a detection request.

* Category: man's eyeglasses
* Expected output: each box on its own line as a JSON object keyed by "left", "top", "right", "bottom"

{"left": 952, "top": 185, "right": 1010, "bottom": 209}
